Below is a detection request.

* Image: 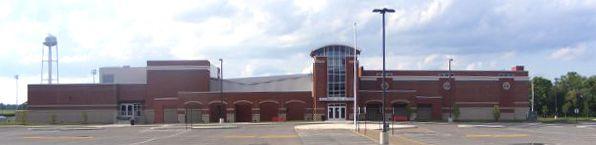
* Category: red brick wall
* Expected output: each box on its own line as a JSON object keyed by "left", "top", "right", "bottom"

{"left": 312, "top": 57, "right": 327, "bottom": 115}
{"left": 117, "top": 84, "right": 146, "bottom": 102}
{"left": 146, "top": 60, "right": 210, "bottom": 106}
{"left": 28, "top": 84, "right": 118, "bottom": 110}
{"left": 362, "top": 70, "right": 528, "bottom": 77}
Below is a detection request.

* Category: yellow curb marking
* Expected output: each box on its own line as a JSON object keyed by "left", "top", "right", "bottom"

{"left": 395, "top": 135, "right": 428, "bottom": 145}
{"left": 23, "top": 136, "right": 94, "bottom": 140}
{"left": 466, "top": 134, "right": 528, "bottom": 138}
{"left": 224, "top": 135, "right": 256, "bottom": 138}
{"left": 260, "top": 135, "right": 299, "bottom": 138}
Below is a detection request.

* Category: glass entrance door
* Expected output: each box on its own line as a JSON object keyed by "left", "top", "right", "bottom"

{"left": 327, "top": 103, "right": 346, "bottom": 120}
{"left": 119, "top": 103, "right": 141, "bottom": 117}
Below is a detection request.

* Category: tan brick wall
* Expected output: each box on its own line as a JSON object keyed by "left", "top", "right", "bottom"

{"left": 163, "top": 109, "right": 178, "bottom": 123}
{"left": 458, "top": 107, "right": 494, "bottom": 120}
{"left": 144, "top": 109, "right": 154, "bottom": 124}
{"left": 456, "top": 107, "right": 528, "bottom": 121}
{"left": 19, "top": 110, "right": 117, "bottom": 124}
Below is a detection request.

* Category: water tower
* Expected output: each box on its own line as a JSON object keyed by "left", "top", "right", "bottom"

{"left": 41, "top": 34, "right": 59, "bottom": 84}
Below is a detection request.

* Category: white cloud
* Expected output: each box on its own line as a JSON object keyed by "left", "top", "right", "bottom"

{"left": 0, "top": 0, "right": 595, "bottom": 82}
{"left": 293, "top": 0, "right": 327, "bottom": 13}
{"left": 0, "top": 75, "right": 92, "bottom": 105}
{"left": 549, "top": 44, "right": 587, "bottom": 61}
{"left": 465, "top": 62, "right": 483, "bottom": 70}
{"left": 419, "top": 0, "right": 451, "bottom": 24}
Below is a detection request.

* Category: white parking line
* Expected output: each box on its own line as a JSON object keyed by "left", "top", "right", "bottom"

{"left": 129, "top": 129, "right": 189, "bottom": 145}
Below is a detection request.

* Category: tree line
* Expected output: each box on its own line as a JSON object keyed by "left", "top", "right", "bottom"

{"left": 533, "top": 72, "right": 596, "bottom": 117}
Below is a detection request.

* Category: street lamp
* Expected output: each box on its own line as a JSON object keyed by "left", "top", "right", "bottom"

{"left": 219, "top": 58, "right": 224, "bottom": 124}
{"left": 448, "top": 58, "right": 454, "bottom": 123}
{"left": 92, "top": 69, "right": 97, "bottom": 83}
{"left": 373, "top": 7, "right": 395, "bottom": 145}
{"left": 353, "top": 22, "right": 359, "bottom": 130}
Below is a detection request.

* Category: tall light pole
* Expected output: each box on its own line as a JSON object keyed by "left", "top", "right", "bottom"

{"left": 219, "top": 58, "right": 224, "bottom": 124}
{"left": 92, "top": 69, "right": 97, "bottom": 83}
{"left": 353, "top": 22, "right": 359, "bottom": 130}
{"left": 448, "top": 59, "right": 454, "bottom": 122}
{"left": 14, "top": 75, "right": 19, "bottom": 110}
{"left": 531, "top": 80, "right": 535, "bottom": 112}
{"left": 373, "top": 7, "right": 394, "bottom": 145}
{"left": 554, "top": 88, "right": 558, "bottom": 119}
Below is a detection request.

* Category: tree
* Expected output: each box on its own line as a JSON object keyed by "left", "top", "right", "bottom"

{"left": 554, "top": 72, "right": 587, "bottom": 116}
{"left": 532, "top": 77, "right": 553, "bottom": 116}
{"left": 541, "top": 105, "right": 548, "bottom": 117}
{"left": 583, "top": 76, "right": 596, "bottom": 116}
{"left": 493, "top": 105, "right": 501, "bottom": 122}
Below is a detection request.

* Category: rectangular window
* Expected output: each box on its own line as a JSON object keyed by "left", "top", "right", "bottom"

{"left": 119, "top": 103, "right": 142, "bottom": 117}
{"left": 101, "top": 74, "right": 114, "bottom": 83}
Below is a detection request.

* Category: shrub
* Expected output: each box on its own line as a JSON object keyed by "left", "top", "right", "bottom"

{"left": 16, "top": 110, "right": 27, "bottom": 125}
{"left": 452, "top": 104, "right": 460, "bottom": 121}
{"left": 492, "top": 105, "right": 501, "bottom": 122}
{"left": 81, "top": 112, "right": 88, "bottom": 124}
{"left": 50, "top": 114, "right": 57, "bottom": 124}
{"left": 541, "top": 105, "right": 548, "bottom": 117}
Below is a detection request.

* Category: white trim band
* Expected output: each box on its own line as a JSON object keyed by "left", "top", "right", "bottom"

{"left": 147, "top": 65, "right": 211, "bottom": 71}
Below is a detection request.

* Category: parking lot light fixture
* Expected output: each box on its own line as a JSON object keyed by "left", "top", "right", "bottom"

{"left": 373, "top": 7, "right": 395, "bottom": 145}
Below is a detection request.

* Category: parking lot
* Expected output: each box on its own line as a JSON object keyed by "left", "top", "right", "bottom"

{"left": 381, "top": 122, "right": 596, "bottom": 145}
{"left": 0, "top": 122, "right": 376, "bottom": 145}
{"left": 0, "top": 122, "right": 595, "bottom": 145}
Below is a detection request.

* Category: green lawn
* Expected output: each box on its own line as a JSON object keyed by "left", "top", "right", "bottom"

{"left": 538, "top": 117, "right": 596, "bottom": 124}
{"left": 0, "top": 110, "right": 15, "bottom": 117}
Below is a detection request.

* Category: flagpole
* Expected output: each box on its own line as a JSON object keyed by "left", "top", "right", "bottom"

{"left": 353, "top": 22, "right": 358, "bottom": 130}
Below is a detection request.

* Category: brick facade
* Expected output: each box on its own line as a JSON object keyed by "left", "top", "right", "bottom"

{"left": 25, "top": 44, "right": 530, "bottom": 124}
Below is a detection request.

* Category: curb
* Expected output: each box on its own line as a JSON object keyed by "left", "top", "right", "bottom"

{"left": 457, "top": 124, "right": 505, "bottom": 128}
{"left": 28, "top": 127, "right": 104, "bottom": 131}
{"left": 576, "top": 125, "right": 596, "bottom": 128}
{"left": 191, "top": 125, "right": 237, "bottom": 129}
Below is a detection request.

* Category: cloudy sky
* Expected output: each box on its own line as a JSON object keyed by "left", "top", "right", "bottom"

{"left": 1, "top": 0, "right": 595, "bottom": 104}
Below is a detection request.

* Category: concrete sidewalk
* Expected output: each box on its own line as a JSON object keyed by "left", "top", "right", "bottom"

{"left": 295, "top": 122, "right": 416, "bottom": 130}
{"left": 355, "top": 129, "right": 428, "bottom": 145}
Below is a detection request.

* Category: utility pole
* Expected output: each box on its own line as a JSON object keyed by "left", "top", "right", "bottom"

{"left": 373, "top": 7, "right": 395, "bottom": 145}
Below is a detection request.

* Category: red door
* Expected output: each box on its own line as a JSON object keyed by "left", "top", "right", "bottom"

{"left": 209, "top": 103, "right": 226, "bottom": 122}
{"left": 235, "top": 103, "right": 252, "bottom": 122}
{"left": 260, "top": 102, "right": 278, "bottom": 122}
{"left": 286, "top": 102, "right": 305, "bottom": 121}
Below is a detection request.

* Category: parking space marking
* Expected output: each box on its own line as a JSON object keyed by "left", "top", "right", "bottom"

{"left": 23, "top": 136, "right": 94, "bottom": 140}
{"left": 466, "top": 134, "right": 528, "bottom": 138}
{"left": 129, "top": 129, "right": 189, "bottom": 145}
{"left": 223, "top": 134, "right": 298, "bottom": 139}
{"left": 224, "top": 135, "right": 256, "bottom": 138}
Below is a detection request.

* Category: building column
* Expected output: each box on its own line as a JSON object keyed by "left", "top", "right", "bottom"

{"left": 251, "top": 108, "right": 260, "bottom": 122}
{"left": 153, "top": 105, "right": 164, "bottom": 123}
{"left": 226, "top": 108, "right": 235, "bottom": 123}
{"left": 200, "top": 109, "right": 209, "bottom": 123}
{"left": 177, "top": 108, "right": 185, "bottom": 123}
{"left": 385, "top": 107, "right": 392, "bottom": 121}
{"left": 304, "top": 108, "right": 313, "bottom": 121}
{"left": 278, "top": 107, "right": 287, "bottom": 121}
{"left": 313, "top": 108, "right": 325, "bottom": 121}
